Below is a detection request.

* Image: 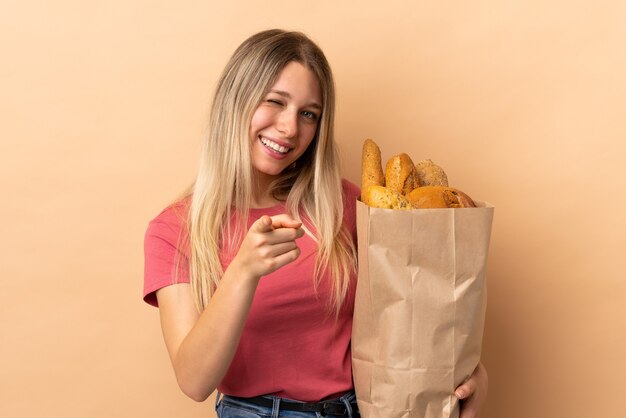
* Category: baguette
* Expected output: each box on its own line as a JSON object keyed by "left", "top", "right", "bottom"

{"left": 361, "top": 139, "right": 385, "bottom": 201}
{"left": 385, "top": 153, "right": 419, "bottom": 195}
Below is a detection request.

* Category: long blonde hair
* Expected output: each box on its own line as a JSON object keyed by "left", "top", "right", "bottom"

{"left": 186, "top": 29, "right": 356, "bottom": 315}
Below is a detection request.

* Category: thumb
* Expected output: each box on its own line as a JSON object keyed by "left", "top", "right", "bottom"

{"left": 270, "top": 214, "right": 302, "bottom": 229}
{"left": 254, "top": 215, "right": 274, "bottom": 232}
{"left": 455, "top": 378, "right": 476, "bottom": 400}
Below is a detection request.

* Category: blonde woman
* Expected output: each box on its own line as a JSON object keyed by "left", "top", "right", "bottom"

{"left": 143, "top": 29, "right": 487, "bottom": 418}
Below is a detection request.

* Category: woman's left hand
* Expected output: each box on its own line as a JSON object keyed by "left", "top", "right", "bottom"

{"left": 455, "top": 362, "right": 488, "bottom": 418}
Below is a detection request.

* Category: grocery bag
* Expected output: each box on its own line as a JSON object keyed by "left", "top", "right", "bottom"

{"left": 352, "top": 200, "right": 494, "bottom": 418}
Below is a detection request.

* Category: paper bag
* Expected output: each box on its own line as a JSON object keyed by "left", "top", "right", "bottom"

{"left": 352, "top": 200, "right": 494, "bottom": 418}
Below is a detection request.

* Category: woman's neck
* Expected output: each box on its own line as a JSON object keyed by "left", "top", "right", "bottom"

{"left": 250, "top": 193, "right": 281, "bottom": 209}
{"left": 250, "top": 174, "right": 281, "bottom": 209}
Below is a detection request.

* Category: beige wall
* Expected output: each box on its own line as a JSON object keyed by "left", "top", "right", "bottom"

{"left": 2, "top": 1, "right": 625, "bottom": 417}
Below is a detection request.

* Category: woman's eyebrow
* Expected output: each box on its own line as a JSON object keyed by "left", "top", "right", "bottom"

{"left": 269, "top": 89, "right": 322, "bottom": 110}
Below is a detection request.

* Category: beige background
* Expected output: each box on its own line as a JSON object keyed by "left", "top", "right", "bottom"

{"left": 2, "top": 1, "right": 625, "bottom": 417}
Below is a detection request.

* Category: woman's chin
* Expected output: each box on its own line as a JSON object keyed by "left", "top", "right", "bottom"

{"left": 253, "top": 164, "right": 287, "bottom": 179}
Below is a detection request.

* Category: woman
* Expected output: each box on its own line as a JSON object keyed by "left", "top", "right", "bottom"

{"left": 144, "top": 29, "right": 487, "bottom": 418}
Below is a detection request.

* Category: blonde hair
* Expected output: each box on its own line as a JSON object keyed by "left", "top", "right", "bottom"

{"left": 186, "top": 29, "right": 356, "bottom": 315}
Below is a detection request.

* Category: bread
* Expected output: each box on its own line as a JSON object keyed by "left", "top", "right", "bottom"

{"left": 405, "top": 186, "right": 476, "bottom": 209}
{"left": 362, "top": 185, "right": 412, "bottom": 210}
{"left": 385, "top": 153, "right": 419, "bottom": 195}
{"left": 415, "top": 159, "right": 449, "bottom": 187}
{"left": 361, "top": 139, "right": 385, "bottom": 200}
{"left": 360, "top": 138, "right": 477, "bottom": 210}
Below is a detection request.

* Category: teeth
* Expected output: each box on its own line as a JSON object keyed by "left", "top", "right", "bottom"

{"left": 260, "top": 137, "right": 290, "bottom": 154}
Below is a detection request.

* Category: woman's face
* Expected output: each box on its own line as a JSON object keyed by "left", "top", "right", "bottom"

{"left": 249, "top": 61, "right": 322, "bottom": 183}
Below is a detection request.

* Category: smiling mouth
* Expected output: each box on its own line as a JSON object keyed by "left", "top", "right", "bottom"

{"left": 260, "top": 136, "right": 291, "bottom": 154}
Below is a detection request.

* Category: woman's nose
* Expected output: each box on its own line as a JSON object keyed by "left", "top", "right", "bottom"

{"left": 276, "top": 110, "right": 298, "bottom": 138}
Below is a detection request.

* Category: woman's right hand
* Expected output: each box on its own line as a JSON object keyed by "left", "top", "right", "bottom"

{"left": 229, "top": 214, "right": 305, "bottom": 282}
{"left": 155, "top": 213, "right": 305, "bottom": 402}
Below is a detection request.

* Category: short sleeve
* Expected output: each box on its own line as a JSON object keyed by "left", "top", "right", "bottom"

{"left": 143, "top": 202, "right": 190, "bottom": 307}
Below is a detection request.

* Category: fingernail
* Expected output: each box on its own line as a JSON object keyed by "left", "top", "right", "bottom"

{"left": 455, "top": 389, "right": 465, "bottom": 399}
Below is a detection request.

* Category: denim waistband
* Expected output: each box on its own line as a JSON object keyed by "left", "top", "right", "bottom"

{"left": 216, "top": 390, "right": 359, "bottom": 418}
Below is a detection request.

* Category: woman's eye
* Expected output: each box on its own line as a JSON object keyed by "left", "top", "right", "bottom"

{"left": 267, "top": 99, "right": 283, "bottom": 105}
{"left": 301, "top": 110, "right": 318, "bottom": 120}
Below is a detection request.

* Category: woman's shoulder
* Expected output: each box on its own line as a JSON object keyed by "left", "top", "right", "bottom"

{"left": 341, "top": 179, "right": 361, "bottom": 219}
{"left": 341, "top": 178, "right": 360, "bottom": 201}
{"left": 146, "top": 197, "right": 191, "bottom": 238}
{"left": 341, "top": 179, "right": 360, "bottom": 229}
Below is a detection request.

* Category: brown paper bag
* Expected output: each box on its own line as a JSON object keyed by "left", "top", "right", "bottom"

{"left": 352, "top": 200, "right": 494, "bottom": 418}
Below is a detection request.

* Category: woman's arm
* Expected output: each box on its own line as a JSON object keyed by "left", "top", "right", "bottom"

{"left": 156, "top": 214, "right": 304, "bottom": 402}
{"left": 455, "top": 362, "right": 488, "bottom": 418}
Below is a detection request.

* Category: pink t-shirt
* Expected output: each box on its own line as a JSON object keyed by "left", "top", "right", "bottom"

{"left": 143, "top": 179, "right": 360, "bottom": 401}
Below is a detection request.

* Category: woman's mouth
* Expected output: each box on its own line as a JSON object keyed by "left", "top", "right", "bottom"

{"left": 259, "top": 136, "right": 291, "bottom": 155}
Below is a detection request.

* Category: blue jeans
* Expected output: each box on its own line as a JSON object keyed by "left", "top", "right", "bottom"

{"left": 215, "top": 391, "right": 360, "bottom": 418}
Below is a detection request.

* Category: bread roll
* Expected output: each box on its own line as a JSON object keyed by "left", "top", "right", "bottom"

{"left": 415, "top": 159, "right": 449, "bottom": 187}
{"left": 362, "top": 185, "right": 412, "bottom": 210}
{"left": 405, "top": 186, "right": 476, "bottom": 209}
{"left": 385, "top": 153, "right": 419, "bottom": 195}
{"left": 361, "top": 139, "right": 385, "bottom": 201}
